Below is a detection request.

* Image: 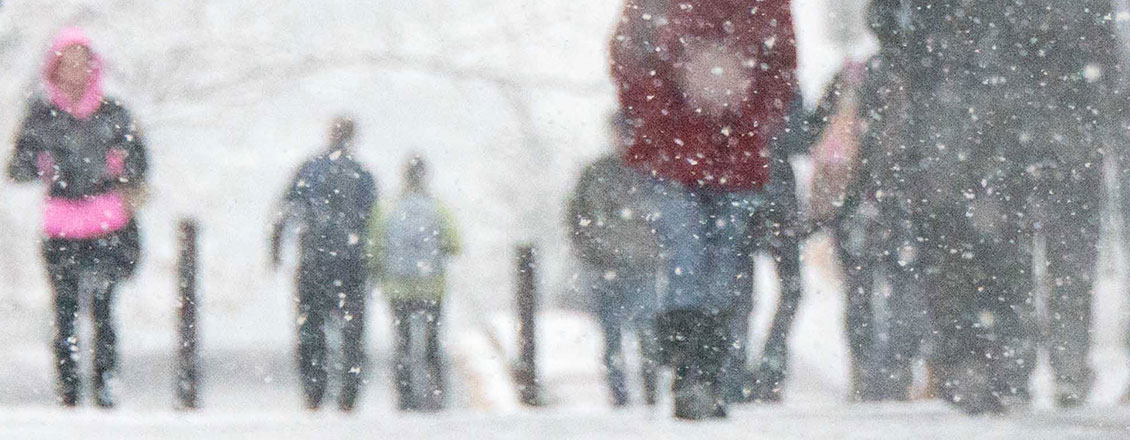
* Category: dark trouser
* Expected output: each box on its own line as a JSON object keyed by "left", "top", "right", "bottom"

{"left": 742, "top": 167, "right": 803, "bottom": 403}
{"left": 1032, "top": 167, "right": 1101, "bottom": 401}
{"left": 391, "top": 298, "right": 445, "bottom": 411}
{"left": 296, "top": 259, "right": 367, "bottom": 410}
{"left": 44, "top": 221, "right": 139, "bottom": 407}
{"left": 744, "top": 225, "right": 803, "bottom": 402}
{"left": 587, "top": 267, "right": 660, "bottom": 406}
{"left": 918, "top": 205, "right": 1034, "bottom": 411}
{"left": 834, "top": 205, "right": 926, "bottom": 401}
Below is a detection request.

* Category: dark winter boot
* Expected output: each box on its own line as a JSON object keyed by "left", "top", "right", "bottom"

{"left": 339, "top": 378, "right": 360, "bottom": 413}
{"left": 1055, "top": 374, "right": 1092, "bottom": 409}
{"left": 642, "top": 367, "right": 659, "bottom": 406}
{"left": 658, "top": 309, "right": 729, "bottom": 420}
{"left": 750, "top": 341, "right": 788, "bottom": 403}
{"left": 882, "top": 363, "right": 914, "bottom": 401}
{"left": 937, "top": 362, "right": 1004, "bottom": 416}
{"left": 55, "top": 340, "right": 80, "bottom": 407}
{"left": 395, "top": 366, "right": 416, "bottom": 411}
{"left": 59, "top": 383, "right": 79, "bottom": 408}
{"left": 57, "top": 367, "right": 80, "bottom": 408}
{"left": 93, "top": 371, "right": 116, "bottom": 409}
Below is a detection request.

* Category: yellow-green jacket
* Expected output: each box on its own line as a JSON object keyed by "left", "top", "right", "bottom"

{"left": 369, "top": 192, "right": 460, "bottom": 301}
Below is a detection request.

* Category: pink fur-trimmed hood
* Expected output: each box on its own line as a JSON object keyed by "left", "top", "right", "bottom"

{"left": 42, "top": 27, "right": 104, "bottom": 120}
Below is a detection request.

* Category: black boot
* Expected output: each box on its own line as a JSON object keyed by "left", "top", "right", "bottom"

{"left": 642, "top": 367, "right": 659, "bottom": 406}
{"left": 937, "top": 362, "right": 1005, "bottom": 416}
{"left": 339, "top": 375, "right": 360, "bottom": 413}
{"left": 658, "top": 309, "right": 729, "bottom": 420}
{"left": 750, "top": 340, "right": 788, "bottom": 403}
{"left": 93, "top": 371, "right": 115, "bottom": 409}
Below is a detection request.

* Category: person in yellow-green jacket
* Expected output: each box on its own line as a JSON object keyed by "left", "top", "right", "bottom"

{"left": 370, "top": 155, "right": 460, "bottom": 411}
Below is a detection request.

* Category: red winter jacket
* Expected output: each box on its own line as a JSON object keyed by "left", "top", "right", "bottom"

{"left": 610, "top": 0, "right": 797, "bottom": 190}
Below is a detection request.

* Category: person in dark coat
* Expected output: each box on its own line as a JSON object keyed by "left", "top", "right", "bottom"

{"left": 869, "top": 0, "right": 1117, "bottom": 413}
{"left": 271, "top": 117, "right": 377, "bottom": 412}
{"left": 8, "top": 28, "right": 148, "bottom": 408}
{"left": 566, "top": 111, "right": 662, "bottom": 407}
{"left": 611, "top": 0, "right": 798, "bottom": 419}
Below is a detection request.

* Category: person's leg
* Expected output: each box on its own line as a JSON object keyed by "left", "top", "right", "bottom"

{"left": 593, "top": 269, "right": 629, "bottom": 407}
{"left": 1044, "top": 174, "right": 1101, "bottom": 407}
{"left": 338, "top": 269, "right": 367, "bottom": 412}
{"left": 391, "top": 300, "right": 415, "bottom": 410}
{"left": 723, "top": 265, "right": 753, "bottom": 404}
{"left": 880, "top": 260, "right": 927, "bottom": 401}
{"left": 708, "top": 191, "right": 763, "bottom": 404}
{"left": 90, "top": 273, "right": 119, "bottom": 408}
{"left": 919, "top": 210, "right": 1005, "bottom": 415}
{"left": 650, "top": 184, "right": 722, "bottom": 419}
{"left": 685, "top": 190, "right": 759, "bottom": 410}
{"left": 423, "top": 299, "right": 447, "bottom": 411}
{"left": 752, "top": 229, "right": 802, "bottom": 403}
{"left": 834, "top": 220, "right": 878, "bottom": 401}
{"left": 296, "top": 266, "right": 328, "bottom": 410}
{"left": 45, "top": 242, "right": 81, "bottom": 407}
{"left": 635, "top": 315, "right": 661, "bottom": 406}
{"left": 622, "top": 268, "right": 661, "bottom": 406}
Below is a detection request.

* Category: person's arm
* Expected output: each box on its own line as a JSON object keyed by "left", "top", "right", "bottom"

{"left": 270, "top": 165, "right": 308, "bottom": 269}
{"left": 565, "top": 164, "right": 599, "bottom": 260}
{"left": 8, "top": 102, "right": 45, "bottom": 183}
{"left": 366, "top": 201, "right": 386, "bottom": 280}
{"left": 113, "top": 105, "right": 148, "bottom": 188}
{"left": 357, "top": 170, "right": 379, "bottom": 265}
{"left": 437, "top": 202, "right": 461, "bottom": 257}
{"left": 777, "top": 73, "right": 845, "bottom": 158}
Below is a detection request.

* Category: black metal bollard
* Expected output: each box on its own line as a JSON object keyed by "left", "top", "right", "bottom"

{"left": 514, "top": 244, "right": 541, "bottom": 406}
{"left": 176, "top": 219, "right": 200, "bottom": 410}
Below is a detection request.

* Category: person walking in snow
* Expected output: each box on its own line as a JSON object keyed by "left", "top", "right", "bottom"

{"left": 8, "top": 28, "right": 148, "bottom": 408}
{"left": 270, "top": 117, "right": 377, "bottom": 412}
{"left": 868, "top": 0, "right": 1118, "bottom": 413}
{"left": 566, "top": 111, "right": 663, "bottom": 407}
{"left": 798, "top": 4, "right": 930, "bottom": 403}
{"left": 610, "top": 0, "right": 798, "bottom": 419}
{"left": 370, "top": 155, "right": 460, "bottom": 412}
{"left": 1014, "top": 0, "right": 1122, "bottom": 409}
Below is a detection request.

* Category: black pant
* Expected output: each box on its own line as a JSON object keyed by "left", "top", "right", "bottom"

{"left": 391, "top": 299, "right": 445, "bottom": 411}
{"left": 917, "top": 204, "right": 1034, "bottom": 407}
{"left": 834, "top": 203, "right": 927, "bottom": 401}
{"left": 43, "top": 222, "right": 139, "bottom": 406}
{"left": 741, "top": 173, "right": 804, "bottom": 402}
{"left": 1031, "top": 167, "right": 1101, "bottom": 398}
{"left": 296, "top": 259, "right": 367, "bottom": 410}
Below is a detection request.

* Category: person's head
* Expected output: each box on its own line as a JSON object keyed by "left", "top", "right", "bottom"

{"left": 328, "top": 116, "right": 356, "bottom": 149}
{"left": 43, "top": 27, "right": 103, "bottom": 118}
{"left": 608, "top": 110, "right": 633, "bottom": 153}
{"left": 403, "top": 154, "right": 428, "bottom": 192}
{"left": 53, "top": 44, "right": 94, "bottom": 97}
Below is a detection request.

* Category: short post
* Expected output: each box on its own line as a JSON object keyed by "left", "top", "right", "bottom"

{"left": 176, "top": 219, "right": 200, "bottom": 410}
{"left": 514, "top": 244, "right": 541, "bottom": 406}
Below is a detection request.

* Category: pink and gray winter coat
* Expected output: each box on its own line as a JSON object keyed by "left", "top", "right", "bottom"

{"left": 8, "top": 28, "right": 148, "bottom": 240}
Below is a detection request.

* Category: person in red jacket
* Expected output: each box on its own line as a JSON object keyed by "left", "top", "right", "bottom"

{"left": 610, "top": 0, "right": 797, "bottom": 419}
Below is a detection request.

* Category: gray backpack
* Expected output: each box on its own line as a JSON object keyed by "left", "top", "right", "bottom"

{"left": 383, "top": 194, "right": 445, "bottom": 278}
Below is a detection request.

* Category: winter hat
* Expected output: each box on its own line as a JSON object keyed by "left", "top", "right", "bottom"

{"left": 43, "top": 27, "right": 104, "bottom": 120}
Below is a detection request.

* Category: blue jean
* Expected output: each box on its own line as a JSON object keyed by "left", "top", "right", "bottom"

{"left": 651, "top": 183, "right": 763, "bottom": 314}
{"left": 586, "top": 266, "right": 660, "bottom": 405}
